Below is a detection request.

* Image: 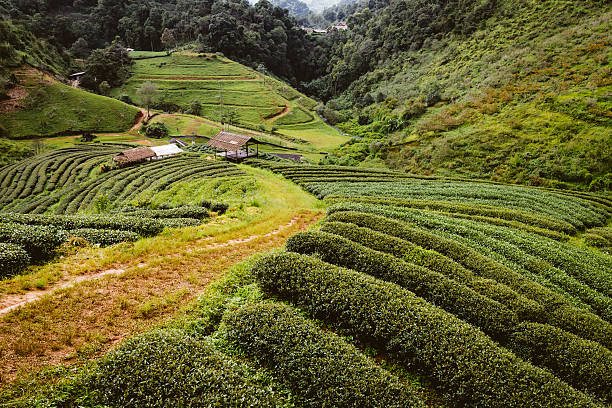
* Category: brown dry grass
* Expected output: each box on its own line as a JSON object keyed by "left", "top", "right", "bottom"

{"left": 0, "top": 210, "right": 320, "bottom": 384}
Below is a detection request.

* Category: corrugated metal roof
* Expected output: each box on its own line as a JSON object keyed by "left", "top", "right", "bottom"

{"left": 150, "top": 144, "right": 183, "bottom": 156}
{"left": 207, "top": 131, "right": 253, "bottom": 151}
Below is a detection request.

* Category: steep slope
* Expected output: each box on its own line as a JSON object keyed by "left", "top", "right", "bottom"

{"left": 0, "top": 67, "right": 141, "bottom": 138}
{"left": 317, "top": 0, "right": 611, "bottom": 190}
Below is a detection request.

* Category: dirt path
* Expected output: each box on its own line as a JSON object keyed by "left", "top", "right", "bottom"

{"left": 130, "top": 109, "right": 148, "bottom": 131}
{"left": 265, "top": 104, "right": 291, "bottom": 122}
{"left": 0, "top": 269, "right": 125, "bottom": 317}
{"left": 0, "top": 211, "right": 321, "bottom": 381}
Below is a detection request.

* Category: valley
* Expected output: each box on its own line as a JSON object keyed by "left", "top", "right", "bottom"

{"left": 0, "top": 0, "right": 610, "bottom": 406}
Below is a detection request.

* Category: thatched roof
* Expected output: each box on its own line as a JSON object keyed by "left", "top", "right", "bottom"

{"left": 206, "top": 131, "right": 255, "bottom": 151}
{"left": 113, "top": 146, "right": 156, "bottom": 164}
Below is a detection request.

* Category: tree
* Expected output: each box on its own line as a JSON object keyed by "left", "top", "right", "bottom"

{"left": 136, "top": 81, "right": 158, "bottom": 119}
{"left": 70, "top": 37, "right": 89, "bottom": 58}
{"left": 160, "top": 28, "right": 176, "bottom": 51}
{"left": 81, "top": 41, "right": 132, "bottom": 91}
{"left": 144, "top": 122, "right": 169, "bottom": 139}
{"left": 187, "top": 100, "right": 202, "bottom": 115}
{"left": 99, "top": 80, "right": 110, "bottom": 95}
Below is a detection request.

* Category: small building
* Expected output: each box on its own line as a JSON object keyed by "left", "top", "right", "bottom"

{"left": 334, "top": 22, "right": 348, "bottom": 30}
{"left": 206, "top": 131, "right": 260, "bottom": 162}
{"left": 169, "top": 138, "right": 188, "bottom": 147}
{"left": 113, "top": 144, "right": 183, "bottom": 167}
{"left": 150, "top": 144, "right": 184, "bottom": 159}
{"left": 68, "top": 72, "right": 86, "bottom": 83}
{"left": 113, "top": 146, "right": 156, "bottom": 166}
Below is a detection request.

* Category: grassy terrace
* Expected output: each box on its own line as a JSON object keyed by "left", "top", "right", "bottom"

{"left": 0, "top": 69, "right": 140, "bottom": 139}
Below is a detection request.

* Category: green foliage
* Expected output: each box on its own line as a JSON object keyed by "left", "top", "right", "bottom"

{"left": 509, "top": 322, "right": 612, "bottom": 403}
{"left": 287, "top": 231, "right": 518, "bottom": 338}
{"left": 69, "top": 228, "right": 138, "bottom": 247}
{"left": 0, "top": 222, "right": 66, "bottom": 262}
{"left": 0, "top": 138, "right": 34, "bottom": 167}
{"left": 144, "top": 122, "right": 169, "bottom": 139}
{"left": 252, "top": 252, "right": 597, "bottom": 408}
{"left": 0, "top": 242, "right": 30, "bottom": 277}
{"left": 87, "top": 329, "right": 294, "bottom": 407}
{"left": 323, "top": 211, "right": 612, "bottom": 348}
{"left": 0, "top": 76, "right": 140, "bottom": 138}
{"left": 81, "top": 41, "right": 133, "bottom": 91}
{"left": 224, "top": 301, "right": 428, "bottom": 408}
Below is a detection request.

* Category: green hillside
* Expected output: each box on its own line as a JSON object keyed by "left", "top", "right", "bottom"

{"left": 113, "top": 51, "right": 345, "bottom": 154}
{"left": 115, "top": 52, "right": 310, "bottom": 128}
{"left": 0, "top": 68, "right": 141, "bottom": 139}
{"left": 319, "top": 0, "right": 612, "bottom": 190}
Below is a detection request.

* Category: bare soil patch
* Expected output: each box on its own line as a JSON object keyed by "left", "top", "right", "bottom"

{"left": 0, "top": 86, "right": 28, "bottom": 113}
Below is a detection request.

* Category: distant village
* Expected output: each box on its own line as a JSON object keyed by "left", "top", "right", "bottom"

{"left": 301, "top": 22, "right": 348, "bottom": 35}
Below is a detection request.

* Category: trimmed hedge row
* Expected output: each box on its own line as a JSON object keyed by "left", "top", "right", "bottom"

{"left": 509, "top": 322, "right": 612, "bottom": 403}
{"left": 0, "top": 223, "right": 67, "bottom": 262}
{"left": 1, "top": 213, "right": 165, "bottom": 237}
{"left": 330, "top": 203, "right": 612, "bottom": 318}
{"left": 160, "top": 218, "right": 203, "bottom": 229}
{"left": 89, "top": 329, "right": 293, "bottom": 407}
{"left": 324, "top": 212, "right": 612, "bottom": 348}
{"left": 286, "top": 231, "right": 518, "bottom": 338}
{"left": 0, "top": 243, "right": 30, "bottom": 277}
{"left": 326, "top": 195, "right": 576, "bottom": 234}
{"left": 252, "top": 252, "right": 597, "bottom": 408}
{"left": 342, "top": 202, "right": 612, "bottom": 303}
{"left": 319, "top": 219, "right": 543, "bottom": 321}
{"left": 122, "top": 206, "right": 210, "bottom": 220}
{"left": 224, "top": 302, "right": 427, "bottom": 408}
{"left": 69, "top": 229, "right": 138, "bottom": 247}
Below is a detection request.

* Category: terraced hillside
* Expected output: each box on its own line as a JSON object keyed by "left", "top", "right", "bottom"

{"left": 0, "top": 145, "right": 246, "bottom": 276}
{"left": 9, "top": 162, "right": 610, "bottom": 407}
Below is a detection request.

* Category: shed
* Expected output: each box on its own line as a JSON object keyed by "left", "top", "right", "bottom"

{"left": 150, "top": 144, "right": 184, "bottom": 159}
{"left": 68, "top": 72, "right": 86, "bottom": 81}
{"left": 113, "top": 147, "right": 156, "bottom": 166}
{"left": 206, "top": 131, "right": 260, "bottom": 162}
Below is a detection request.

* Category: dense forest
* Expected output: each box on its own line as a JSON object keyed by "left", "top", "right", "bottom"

{"left": 0, "top": 0, "right": 329, "bottom": 84}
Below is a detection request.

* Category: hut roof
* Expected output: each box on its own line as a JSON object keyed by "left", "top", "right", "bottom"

{"left": 206, "top": 131, "right": 254, "bottom": 151}
{"left": 113, "top": 146, "right": 156, "bottom": 164}
{"left": 150, "top": 144, "right": 183, "bottom": 156}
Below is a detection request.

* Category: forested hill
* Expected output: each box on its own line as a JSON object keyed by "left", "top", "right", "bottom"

{"left": 315, "top": 0, "right": 611, "bottom": 190}
{"left": 0, "top": 0, "right": 327, "bottom": 84}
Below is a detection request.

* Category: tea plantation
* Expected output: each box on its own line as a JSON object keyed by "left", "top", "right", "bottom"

{"left": 0, "top": 145, "right": 240, "bottom": 276}
{"left": 18, "top": 160, "right": 611, "bottom": 408}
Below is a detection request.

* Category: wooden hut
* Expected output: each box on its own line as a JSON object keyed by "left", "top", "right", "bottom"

{"left": 113, "top": 147, "right": 156, "bottom": 167}
{"left": 206, "top": 131, "right": 260, "bottom": 162}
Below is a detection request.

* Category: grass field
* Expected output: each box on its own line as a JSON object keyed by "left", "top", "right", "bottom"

{"left": 111, "top": 51, "right": 347, "bottom": 156}
{"left": 0, "top": 69, "right": 140, "bottom": 139}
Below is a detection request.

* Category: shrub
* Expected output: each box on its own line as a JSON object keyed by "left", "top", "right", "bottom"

{"left": 69, "top": 229, "right": 138, "bottom": 247}
{"left": 0, "top": 243, "right": 31, "bottom": 277}
{"left": 210, "top": 202, "right": 229, "bottom": 214}
{"left": 224, "top": 302, "right": 427, "bottom": 408}
{"left": 320, "top": 217, "right": 543, "bottom": 321}
{"left": 287, "top": 231, "right": 518, "bottom": 338}
{"left": 124, "top": 206, "right": 210, "bottom": 220}
{"left": 324, "top": 212, "right": 612, "bottom": 348}
{"left": 89, "top": 329, "right": 292, "bottom": 407}
{"left": 144, "top": 122, "right": 169, "bottom": 139}
{"left": 0, "top": 213, "right": 165, "bottom": 237}
{"left": 0, "top": 223, "right": 67, "bottom": 262}
{"left": 252, "top": 252, "right": 596, "bottom": 408}
{"left": 509, "top": 322, "right": 612, "bottom": 403}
